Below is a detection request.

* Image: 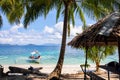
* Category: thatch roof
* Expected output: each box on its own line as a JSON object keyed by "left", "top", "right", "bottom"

{"left": 68, "top": 12, "right": 120, "bottom": 48}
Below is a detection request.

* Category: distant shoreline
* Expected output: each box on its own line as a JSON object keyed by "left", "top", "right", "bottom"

{"left": 0, "top": 44, "right": 61, "bottom": 47}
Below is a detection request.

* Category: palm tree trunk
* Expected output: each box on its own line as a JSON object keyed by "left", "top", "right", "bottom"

{"left": 47, "top": 3, "right": 68, "bottom": 80}
{"left": 0, "top": 15, "right": 3, "bottom": 27}
{"left": 95, "top": 61, "right": 99, "bottom": 72}
{"left": 84, "top": 47, "right": 88, "bottom": 80}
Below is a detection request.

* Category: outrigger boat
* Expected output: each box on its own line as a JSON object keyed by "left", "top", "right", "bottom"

{"left": 29, "top": 50, "right": 41, "bottom": 63}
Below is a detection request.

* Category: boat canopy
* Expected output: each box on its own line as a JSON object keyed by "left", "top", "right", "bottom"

{"left": 31, "top": 50, "right": 39, "bottom": 55}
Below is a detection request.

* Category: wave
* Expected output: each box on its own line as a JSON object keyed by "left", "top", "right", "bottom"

{"left": 0, "top": 56, "right": 8, "bottom": 60}
{"left": 41, "top": 56, "right": 56, "bottom": 59}
{"left": 17, "top": 56, "right": 28, "bottom": 60}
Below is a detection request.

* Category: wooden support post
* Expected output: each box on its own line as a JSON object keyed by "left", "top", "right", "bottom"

{"left": 118, "top": 37, "right": 120, "bottom": 64}
{"left": 84, "top": 46, "right": 88, "bottom": 80}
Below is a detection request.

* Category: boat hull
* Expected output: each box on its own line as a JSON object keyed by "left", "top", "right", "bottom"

{"left": 28, "top": 58, "right": 40, "bottom": 64}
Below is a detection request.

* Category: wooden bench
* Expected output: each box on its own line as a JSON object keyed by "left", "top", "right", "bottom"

{"left": 87, "top": 71, "right": 105, "bottom": 80}
{"left": 80, "top": 64, "right": 105, "bottom": 80}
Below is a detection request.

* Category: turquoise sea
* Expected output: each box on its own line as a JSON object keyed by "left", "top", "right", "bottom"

{"left": 0, "top": 44, "right": 118, "bottom": 65}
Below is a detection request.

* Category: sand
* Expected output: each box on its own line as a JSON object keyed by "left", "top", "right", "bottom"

{"left": 2, "top": 64, "right": 97, "bottom": 74}
{"left": 2, "top": 64, "right": 89, "bottom": 74}
{"left": 0, "top": 64, "right": 119, "bottom": 80}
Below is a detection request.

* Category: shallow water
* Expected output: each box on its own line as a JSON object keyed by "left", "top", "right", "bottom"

{"left": 0, "top": 45, "right": 118, "bottom": 65}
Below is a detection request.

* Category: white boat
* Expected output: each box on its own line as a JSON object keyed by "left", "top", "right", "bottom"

{"left": 28, "top": 50, "right": 41, "bottom": 63}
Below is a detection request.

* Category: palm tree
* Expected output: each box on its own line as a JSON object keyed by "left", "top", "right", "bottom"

{"left": 48, "top": 1, "right": 87, "bottom": 79}
{"left": 23, "top": 0, "right": 117, "bottom": 79}
{"left": 23, "top": 1, "right": 87, "bottom": 79}
{"left": 85, "top": 46, "right": 116, "bottom": 72}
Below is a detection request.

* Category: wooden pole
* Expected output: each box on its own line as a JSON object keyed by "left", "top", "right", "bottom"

{"left": 118, "top": 37, "right": 120, "bottom": 64}
{"left": 117, "top": 37, "right": 120, "bottom": 80}
{"left": 84, "top": 46, "right": 88, "bottom": 80}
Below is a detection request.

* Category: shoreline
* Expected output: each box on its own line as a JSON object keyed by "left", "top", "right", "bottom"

{"left": 2, "top": 64, "right": 96, "bottom": 74}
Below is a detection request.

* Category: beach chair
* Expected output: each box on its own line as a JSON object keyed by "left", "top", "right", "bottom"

{"left": 80, "top": 64, "right": 90, "bottom": 72}
{"left": 80, "top": 64, "right": 105, "bottom": 80}
{"left": 86, "top": 71, "right": 105, "bottom": 80}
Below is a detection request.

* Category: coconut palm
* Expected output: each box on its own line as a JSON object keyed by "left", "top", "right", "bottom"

{"left": 23, "top": 1, "right": 87, "bottom": 79}
{"left": 84, "top": 46, "right": 116, "bottom": 72}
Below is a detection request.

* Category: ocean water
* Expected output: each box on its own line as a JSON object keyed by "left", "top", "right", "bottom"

{"left": 0, "top": 45, "right": 118, "bottom": 65}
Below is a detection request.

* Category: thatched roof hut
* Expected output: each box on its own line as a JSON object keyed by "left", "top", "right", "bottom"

{"left": 68, "top": 12, "right": 120, "bottom": 48}
{"left": 68, "top": 12, "right": 120, "bottom": 79}
{"left": 68, "top": 12, "right": 120, "bottom": 63}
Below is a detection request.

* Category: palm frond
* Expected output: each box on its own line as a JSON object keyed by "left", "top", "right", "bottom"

{"left": 56, "top": 1, "right": 63, "bottom": 23}
{"left": 81, "top": 0, "right": 114, "bottom": 20}
{"left": 24, "top": 0, "right": 59, "bottom": 28}
{"left": 7, "top": 3, "right": 24, "bottom": 24}
{"left": 76, "top": 5, "right": 86, "bottom": 29}
{"left": 67, "top": 5, "right": 75, "bottom": 27}
{"left": 0, "top": 1, "right": 12, "bottom": 14}
{"left": 24, "top": 1, "right": 46, "bottom": 28}
{"left": 0, "top": 0, "right": 25, "bottom": 25}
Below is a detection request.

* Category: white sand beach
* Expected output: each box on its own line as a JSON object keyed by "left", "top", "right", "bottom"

{"left": 0, "top": 64, "right": 120, "bottom": 80}
{"left": 0, "top": 64, "right": 94, "bottom": 80}
{"left": 3, "top": 64, "right": 95, "bottom": 74}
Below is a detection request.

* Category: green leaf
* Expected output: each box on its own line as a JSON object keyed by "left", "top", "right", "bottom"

{"left": 76, "top": 5, "right": 86, "bottom": 29}
{"left": 56, "top": 1, "right": 63, "bottom": 23}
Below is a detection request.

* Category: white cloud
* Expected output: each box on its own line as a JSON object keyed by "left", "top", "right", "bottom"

{"left": 10, "top": 23, "right": 23, "bottom": 33}
{"left": 44, "top": 26, "right": 54, "bottom": 34}
{"left": 70, "top": 25, "right": 83, "bottom": 36}
{"left": 54, "top": 22, "right": 63, "bottom": 33}
{"left": 0, "top": 38, "right": 13, "bottom": 44}
{"left": 0, "top": 22, "right": 83, "bottom": 45}
{"left": 54, "top": 32, "right": 62, "bottom": 38}
{"left": 0, "top": 23, "right": 42, "bottom": 45}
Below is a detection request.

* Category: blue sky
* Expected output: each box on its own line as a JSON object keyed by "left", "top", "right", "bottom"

{"left": 0, "top": 9, "right": 95, "bottom": 45}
